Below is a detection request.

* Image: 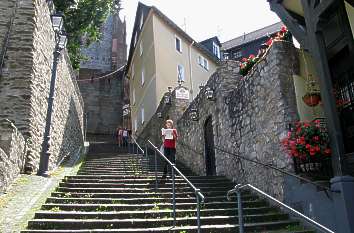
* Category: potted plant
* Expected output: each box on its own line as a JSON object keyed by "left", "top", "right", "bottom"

{"left": 302, "top": 92, "right": 321, "bottom": 107}
{"left": 281, "top": 120, "right": 332, "bottom": 177}
{"left": 302, "top": 79, "right": 321, "bottom": 107}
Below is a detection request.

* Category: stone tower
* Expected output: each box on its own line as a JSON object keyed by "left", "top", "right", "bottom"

{"left": 78, "top": 11, "right": 127, "bottom": 136}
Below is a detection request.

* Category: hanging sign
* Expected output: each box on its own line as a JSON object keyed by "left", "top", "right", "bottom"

{"left": 175, "top": 88, "right": 189, "bottom": 100}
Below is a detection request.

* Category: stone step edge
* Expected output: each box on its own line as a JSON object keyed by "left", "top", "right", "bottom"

{"left": 21, "top": 221, "right": 303, "bottom": 232}
{"left": 34, "top": 206, "right": 275, "bottom": 215}
{"left": 29, "top": 213, "right": 288, "bottom": 223}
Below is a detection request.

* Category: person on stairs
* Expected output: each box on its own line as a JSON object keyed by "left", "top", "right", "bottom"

{"left": 161, "top": 119, "right": 178, "bottom": 180}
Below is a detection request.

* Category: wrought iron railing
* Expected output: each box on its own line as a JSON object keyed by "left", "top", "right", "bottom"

{"left": 147, "top": 140, "right": 205, "bottom": 233}
{"left": 227, "top": 184, "right": 335, "bottom": 233}
{"left": 177, "top": 140, "right": 336, "bottom": 193}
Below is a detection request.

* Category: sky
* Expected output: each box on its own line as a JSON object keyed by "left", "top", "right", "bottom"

{"left": 120, "top": 0, "right": 281, "bottom": 48}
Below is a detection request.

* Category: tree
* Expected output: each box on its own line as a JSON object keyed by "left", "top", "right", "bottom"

{"left": 53, "top": 0, "right": 121, "bottom": 69}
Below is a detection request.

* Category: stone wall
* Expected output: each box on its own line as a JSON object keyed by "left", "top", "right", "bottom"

{"left": 136, "top": 87, "right": 190, "bottom": 147}
{"left": 78, "top": 12, "right": 126, "bottom": 135}
{"left": 78, "top": 75, "right": 123, "bottom": 135}
{"left": 177, "top": 41, "right": 300, "bottom": 200}
{"left": 0, "top": 119, "right": 26, "bottom": 192}
{"left": 0, "top": 0, "right": 84, "bottom": 174}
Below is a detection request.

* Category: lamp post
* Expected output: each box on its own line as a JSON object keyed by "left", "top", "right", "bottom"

{"left": 37, "top": 12, "right": 67, "bottom": 176}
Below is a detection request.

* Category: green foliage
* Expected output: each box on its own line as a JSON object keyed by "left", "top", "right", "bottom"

{"left": 53, "top": 0, "right": 121, "bottom": 69}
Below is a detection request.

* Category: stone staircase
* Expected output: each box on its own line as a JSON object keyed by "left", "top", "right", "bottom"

{"left": 22, "top": 142, "right": 315, "bottom": 232}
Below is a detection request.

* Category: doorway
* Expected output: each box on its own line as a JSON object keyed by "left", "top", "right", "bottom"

{"left": 204, "top": 116, "right": 216, "bottom": 176}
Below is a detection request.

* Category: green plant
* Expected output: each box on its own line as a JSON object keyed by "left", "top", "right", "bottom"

{"left": 50, "top": 207, "right": 61, "bottom": 212}
{"left": 281, "top": 120, "right": 331, "bottom": 160}
{"left": 53, "top": 0, "right": 121, "bottom": 69}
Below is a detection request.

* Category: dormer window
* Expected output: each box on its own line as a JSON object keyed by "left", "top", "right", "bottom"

{"left": 139, "top": 13, "right": 144, "bottom": 29}
{"left": 212, "top": 42, "right": 220, "bottom": 59}
{"left": 134, "top": 33, "right": 137, "bottom": 47}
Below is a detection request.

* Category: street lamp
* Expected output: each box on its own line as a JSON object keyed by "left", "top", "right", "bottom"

{"left": 205, "top": 86, "right": 215, "bottom": 101}
{"left": 37, "top": 12, "right": 67, "bottom": 177}
{"left": 164, "top": 87, "right": 172, "bottom": 105}
{"left": 190, "top": 108, "right": 199, "bottom": 121}
{"left": 51, "top": 11, "right": 64, "bottom": 32}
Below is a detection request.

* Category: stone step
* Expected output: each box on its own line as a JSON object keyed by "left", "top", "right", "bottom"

{"left": 63, "top": 177, "right": 231, "bottom": 184}
{"left": 41, "top": 200, "right": 267, "bottom": 212}
{"left": 58, "top": 182, "right": 234, "bottom": 189}
{"left": 45, "top": 195, "right": 258, "bottom": 205}
{"left": 27, "top": 213, "right": 290, "bottom": 230}
{"left": 76, "top": 172, "right": 195, "bottom": 176}
{"left": 64, "top": 175, "right": 227, "bottom": 180}
{"left": 23, "top": 220, "right": 306, "bottom": 233}
{"left": 55, "top": 186, "right": 234, "bottom": 194}
{"left": 34, "top": 207, "right": 278, "bottom": 219}
{"left": 50, "top": 191, "right": 239, "bottom": 199}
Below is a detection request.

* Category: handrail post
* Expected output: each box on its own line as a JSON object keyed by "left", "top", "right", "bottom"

{"left": 172, "top": 164, "right": 176, "bottom": 227}
{"left": 154, "top": 149, "right": 158, "bottom": 190}
{"left": 237, "top": 189, "right": 244, "bottom": 233}
{"left": 196, "top": 189, "right": 202, "bottom": 233}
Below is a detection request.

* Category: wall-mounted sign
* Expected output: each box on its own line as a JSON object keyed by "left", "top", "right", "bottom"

{"left": 175, "top": 88, "right": 189, "bottom": 100}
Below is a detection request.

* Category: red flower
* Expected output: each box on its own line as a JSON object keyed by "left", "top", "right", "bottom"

{"left": 324, "top": 148, "right": 331, "bottom": 155}
{"left": 249, "top": 54, "right": 255, "bottom": 59}
{"left": 309, "top": 148, "right": 316, "bottom": 156}
{"left": 281, "top": 26, "right": 287, "bottom": 33}
{"left": 314, "top": 145, "right": 321, "bottom": 152}
{"left": 266, "top": 38, "right": 273, "bottom": 46}
{"left": 313, "top": 136, "right": 320, "bottom": 142}
{"left": 241, "top": 57, "right": 248, "bottom": 62}
{"left": 305, "top": 144, "right": 311, "bottom": 150}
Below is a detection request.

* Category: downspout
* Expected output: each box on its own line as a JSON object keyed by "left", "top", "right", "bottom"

{"left": 188, "top": 41, "right": 195, "bottom": 100}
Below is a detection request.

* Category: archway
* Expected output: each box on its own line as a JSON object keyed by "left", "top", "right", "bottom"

{"left": 204, "top": 116, "right": 216, "bottom": 176}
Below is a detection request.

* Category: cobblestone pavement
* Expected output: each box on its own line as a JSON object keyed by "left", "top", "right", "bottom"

{"left": 0, "top": 148, "right": 85, "bottom": 233}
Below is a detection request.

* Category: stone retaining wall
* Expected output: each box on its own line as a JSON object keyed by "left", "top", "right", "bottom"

{"left": 177, "top": 41, "right": 300, "bottom": 200}
{"left": 0, "top": 120, "right": 26, "bottom": 192}
{"left": 0, "top": 0, "right": 84, "bottom": 175}
{"left": 136, "top": 87, "right": 190, "bottom": 147}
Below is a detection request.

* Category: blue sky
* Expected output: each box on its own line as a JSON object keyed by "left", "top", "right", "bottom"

{"left": 121, "top": 0, "right": 281, "bottom": 47}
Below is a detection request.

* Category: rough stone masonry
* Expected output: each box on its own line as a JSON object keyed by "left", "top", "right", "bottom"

{"left": 176, "top": 41, "right": 299, "bottom": 200}
{"left": 0, "top": 0, "right": 84, "bottom": 191}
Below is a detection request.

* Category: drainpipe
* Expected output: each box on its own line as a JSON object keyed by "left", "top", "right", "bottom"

{"left": 188, "top": 41, "right": 195, "bottom": 100}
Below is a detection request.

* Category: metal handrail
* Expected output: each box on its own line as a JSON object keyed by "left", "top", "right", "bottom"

{"left": 214, "top": 145, "right": 336, "bottom": 193}
{"left": 227, "top": 184, "right": 335, "bottom": 233}
{"left": 178, "top": 140, "right": 335, "bottom": 193}
{"left": 131, "top": 136, "right": 145, "bottom": 155}
{"left": 147, "top": 140, "right": 205, "bottom": 233}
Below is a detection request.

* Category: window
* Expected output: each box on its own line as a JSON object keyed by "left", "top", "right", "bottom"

{"left": 197, "top": 55, "right": 203, "bottom": 66}
{"left": 212, "top": 42, "right": 220, "bottom": 59}
{"left": 203, "top": 58, "right": 209, "bottom": 70}
{"left": 139, "top": 41, "right": 143, "bottom": 56}
{"left": 134, "top": 33, "right": 137, "bottom": 46}
{"left": 141, "top": 68, "right": 145, "bottom": 86}
{"left": 132, "top": 89, "right": 136, "bottom": 105}
{"left": 139, "top": 13, "right": 144, "bottom": 29}
{"left": 177, "top": 64, "right": 185, "bottom": 81}
{"left": 141, "top": 107, "right": 145, "bottom": 124}
{"left": 175, "top": 37, "right": 182, "bottom": 53}
{"left": 233, "top": 50, "right": 242, "bottom": 59}
{"left": 134, "top": 119, "right": 138, "bottom": 132}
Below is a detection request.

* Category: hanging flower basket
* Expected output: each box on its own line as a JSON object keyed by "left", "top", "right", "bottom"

{"left": 281, "top": 120, "right": 333, "bottom": 179}
{"left": 302, "top": 93, "right": 321, "bottom": 107}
